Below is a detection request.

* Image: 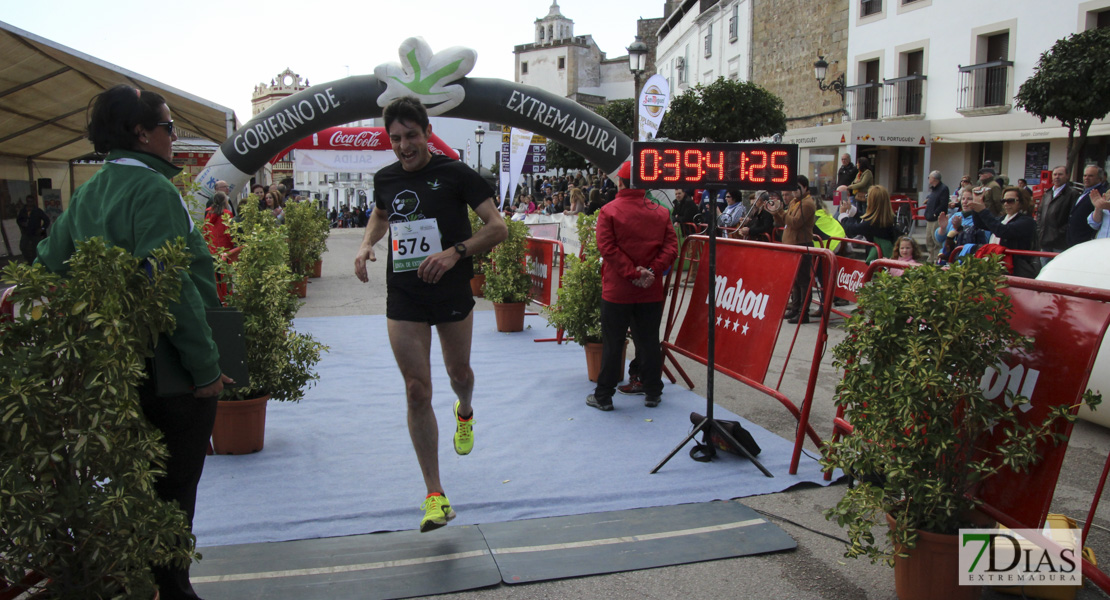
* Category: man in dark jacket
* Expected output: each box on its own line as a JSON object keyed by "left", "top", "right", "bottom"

{"left": 923, "top": 170, "right": 950, "bottom": 264}
{"left": 1066, "top": 165, "right": 1104, "bottom": 249}
{"left": 587, "top": 161, "right": 678, "bottom": 411}
{"left": 671, "top": 188, "right": 699, "bottom": 227}
{"left": 836, "top": 153, "right": 857, "bottom": 188}
{"left": 1039, "top": 166, "right": 1078, "bottom": 258}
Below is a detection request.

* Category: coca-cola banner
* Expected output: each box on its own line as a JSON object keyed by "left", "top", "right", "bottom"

{"left": 275, "top": 127, "right": 457, "bottom": 156}
{"left": 671, "top": 239, "right": 800, "bottom": 383}
{"left": 195, "top": 37, "right": 630, "bottom": 203}
{"left": 832, "top": 256, "right": 868, "bottom": 304}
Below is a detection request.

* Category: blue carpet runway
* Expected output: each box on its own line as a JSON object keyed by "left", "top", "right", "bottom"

{"left": 193, "top": 311, "right": 833, "bottom": 548}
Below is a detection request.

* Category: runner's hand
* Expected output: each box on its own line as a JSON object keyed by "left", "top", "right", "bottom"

{"left": 416, "top": 249, "right": 461, "bottom": 284}
{"left": 354, "top": 244, "right": 376, "bottom": 283}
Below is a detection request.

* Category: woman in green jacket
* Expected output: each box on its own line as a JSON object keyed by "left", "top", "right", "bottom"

{"left": 36, "top": 85, "right": 232, "bottom": 600}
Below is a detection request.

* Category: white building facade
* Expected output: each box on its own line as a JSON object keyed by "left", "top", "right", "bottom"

{"left": 655, "top": 0, "right": 752, "bottom": 94}
{"left": 514, "top": 1, "right": 635, "bottom": 106}
{"left": 785, "top": 0, "right": 1110, "bottom": 201}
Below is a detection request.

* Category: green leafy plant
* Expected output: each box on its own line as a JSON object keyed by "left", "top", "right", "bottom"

{"left": 1015, "top": 27, "right": 1110, "bottom": 181}
{"left": 468, "top": 207, "right": 493, "bottom": 275}
{"left": 0, "top": 238, "right": 197, "bottom": 599}
{"left": 283, "top": 200, "right": 330, "bottom": 278}
{"left": 542, "top": 213, "right": 602, "bottom": 344}
{"left": 658, "top": 77, "right": 786, "bottom": 142}
{"left": 821, "top": 257, "right": 1100, "bottom": 565}
{"left": 222, "top": 199, "right": 327, "bottom": 402}
{"left": 482, "top": 218, "right": 532, "bottom": 304}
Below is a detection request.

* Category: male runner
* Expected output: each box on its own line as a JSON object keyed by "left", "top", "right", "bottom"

{"left": 354, "top": 96, "right": 507, "bottom": 532}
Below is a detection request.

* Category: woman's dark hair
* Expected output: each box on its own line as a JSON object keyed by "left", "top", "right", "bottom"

{"left": 383, "top": 96, "right": 430, "bottom": 132}
{"left": 211, "top": 192, "right": 229, "bottom": 213}
{"left": 857, "top": 156, "right": 871, "bottom": 171}
{"left": 726, "top": 189, "right": 741, "bottom": 203}
{"left": 87, "top": 85, "right": 166, "bottom": 154}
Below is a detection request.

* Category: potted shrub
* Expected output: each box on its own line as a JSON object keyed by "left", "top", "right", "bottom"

{"left": 215, "top": 200, "right": 327, "bottom": 454}
{"left": 282, "top": 199, "right": 328, "bottom": 297}
{"left": 821, "top": 257, "right": 1100, "bottom": 600}
{"left": 541, "top": 213, "right": 620, "bottom": 381}
{"left": 468, "top": 207, "right": 492, "bottom": 297}
{"left": 482, "top": 217, "right": 532, "bottom": 332}
{"left": 0, "top": 238, "right": 197, "bottom": 598}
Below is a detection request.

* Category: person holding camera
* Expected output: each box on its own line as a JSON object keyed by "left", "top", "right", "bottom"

{"left": 770, "top": 176, "right": 816, "bottom": 324}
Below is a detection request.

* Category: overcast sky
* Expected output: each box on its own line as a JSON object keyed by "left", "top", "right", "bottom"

{"left": 4, "top": 0, "right": 660, "bottom": 124}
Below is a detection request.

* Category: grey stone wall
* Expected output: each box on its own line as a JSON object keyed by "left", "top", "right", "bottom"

{"left": 750, "top": 0, "right": 848, "bottom": 126}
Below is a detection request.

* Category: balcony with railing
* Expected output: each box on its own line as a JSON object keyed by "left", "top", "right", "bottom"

{"left": 956, "top": 60, "right": 1013, "bottom": 116}
{"left": 882, "top": 75, "right": 927, "bottom": 119}
{"left": 845, "top": 82, "right": 883, "bottom": 121}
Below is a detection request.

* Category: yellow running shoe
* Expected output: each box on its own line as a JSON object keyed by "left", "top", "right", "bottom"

{"left": 453, "top": 401, "right": 474, "bottom": 455}
{"left": 419, "top": 493, "right": 456, "bottom": 533}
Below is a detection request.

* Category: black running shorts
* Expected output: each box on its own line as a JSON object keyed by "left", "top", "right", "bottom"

{"left": 386, "top": 281, "right": 475, "bottom": 325}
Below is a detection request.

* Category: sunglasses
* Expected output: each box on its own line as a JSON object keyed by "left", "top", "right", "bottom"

{"left": 155, "top": 120, "right": 175, "bottom": 135}
{"left": 1002, "top": 198, "right": 1018, "bottom": 204}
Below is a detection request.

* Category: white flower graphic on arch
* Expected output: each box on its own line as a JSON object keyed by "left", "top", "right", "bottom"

{"left": 375, "top": 37, "right": 476, "bottom": 116}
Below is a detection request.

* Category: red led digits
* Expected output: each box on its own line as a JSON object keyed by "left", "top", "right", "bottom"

{"left": 704, "top": 151, "right": 724, "bottom": 181}
{"left": 639, "top": 149, "right": 660, "bottom": 181}
{"left": 770, "top": 150, "right": 789, "bottom": 183}
{"left": 662, "top": 149, "right": 681, "bottom": 182}
{"left": 631, "top": 142, "right": 796, "bottom": 190}
{"left": 748, "top": 151, "right": 768, "bottom": 183}
{"left": 683, "top": 150, "right": 705, "bottom": 182}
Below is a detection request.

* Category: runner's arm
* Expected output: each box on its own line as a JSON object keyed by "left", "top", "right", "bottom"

{"left": 462, "top": 198, "right": 509, "bottom": 256}
{"left": 354, "top": 206, "right": 390, "bottom": 283}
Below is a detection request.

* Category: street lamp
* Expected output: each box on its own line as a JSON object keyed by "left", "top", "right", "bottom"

{"left": 627, "top": 35, "right": 649, "bottom": 139}
{"left": 474, "top": 126, "right": 485, "bottom": 173}
{"left": 814, "top": 55, "right": 845, "bottom": 100}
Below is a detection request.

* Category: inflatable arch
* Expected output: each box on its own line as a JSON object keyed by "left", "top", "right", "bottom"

{"left": 196, "top": 37, "right": 633, "bottom": 198}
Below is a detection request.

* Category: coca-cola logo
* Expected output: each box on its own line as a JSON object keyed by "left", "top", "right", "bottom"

{"left": 328, "top": 130, "right": 382, "bottom": 149}
{"left": 836, "top": 268, "right": 865, "bottom": 293}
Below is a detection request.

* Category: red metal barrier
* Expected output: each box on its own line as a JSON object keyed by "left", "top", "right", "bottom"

{"left": 661, "top": 235, "right": 837, "bottom": 474}
{"left": 525, "top": 237, "right": 563, "bottom": 308}
{"left": 827, "top": 257, "right": 1110, "bottom": 594}
{"left": 531, "top": 237, "right": 569, "bottom": 343}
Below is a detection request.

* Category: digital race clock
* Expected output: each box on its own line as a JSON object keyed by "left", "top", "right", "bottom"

{"left": 631, "top": 141, "right": 800, "bottom": 191}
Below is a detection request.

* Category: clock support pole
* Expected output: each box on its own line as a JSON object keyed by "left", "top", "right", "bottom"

{"left": 651, "top": 213, "right": 773, "bottom": 477}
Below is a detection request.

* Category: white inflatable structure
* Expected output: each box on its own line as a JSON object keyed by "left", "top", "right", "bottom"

{"left": 1037, "top": 238, "right": 1110, "bottom": 428}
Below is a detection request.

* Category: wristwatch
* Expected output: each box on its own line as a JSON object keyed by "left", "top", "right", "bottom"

{"left": 454, "top": 243, "right": 467, "bottom": 257}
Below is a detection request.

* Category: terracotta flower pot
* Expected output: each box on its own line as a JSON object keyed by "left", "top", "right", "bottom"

{"left": 470, "top": 273, "right": 486, "bottom": 298}
{"left": 211, "top": 394, "right": 269, "bottom": 455}
{"left": 887, "top": 514, "right": 982, "bottom": 600}
{"left": 584, "top": 340, "right": 627, "bottom": 383}
{"left": 493, "top": 301, "right": 525, "bottom": 332}
{"left": 310, "top": 259, "right": 323, "bottom": 279}
{"left": 292, "top": 276, "right": 308, "bottom": 298}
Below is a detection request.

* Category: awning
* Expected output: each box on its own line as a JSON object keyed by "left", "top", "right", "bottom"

{"left": 930, "top": 121, "right": 1110, "bottom": 144}
{"left": 0, "top": 20, "right": 238, "bottom": 163}
{"left": 780, "top": 120, "right": 929, "bottom": 148}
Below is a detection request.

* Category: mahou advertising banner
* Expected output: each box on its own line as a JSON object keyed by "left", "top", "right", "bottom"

{"left": 975, "top": 283, "right": 1110, "bottom": 527}
{"left": 672, "top": 240, "right": 800, "bottom": 382}
{"left": 638, "top": 74, "right": 670, "bottom": 142}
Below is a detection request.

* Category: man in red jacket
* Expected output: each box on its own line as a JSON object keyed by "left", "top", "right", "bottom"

{"left": 587, "top": 162, "right": 679, "bottom": 411}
